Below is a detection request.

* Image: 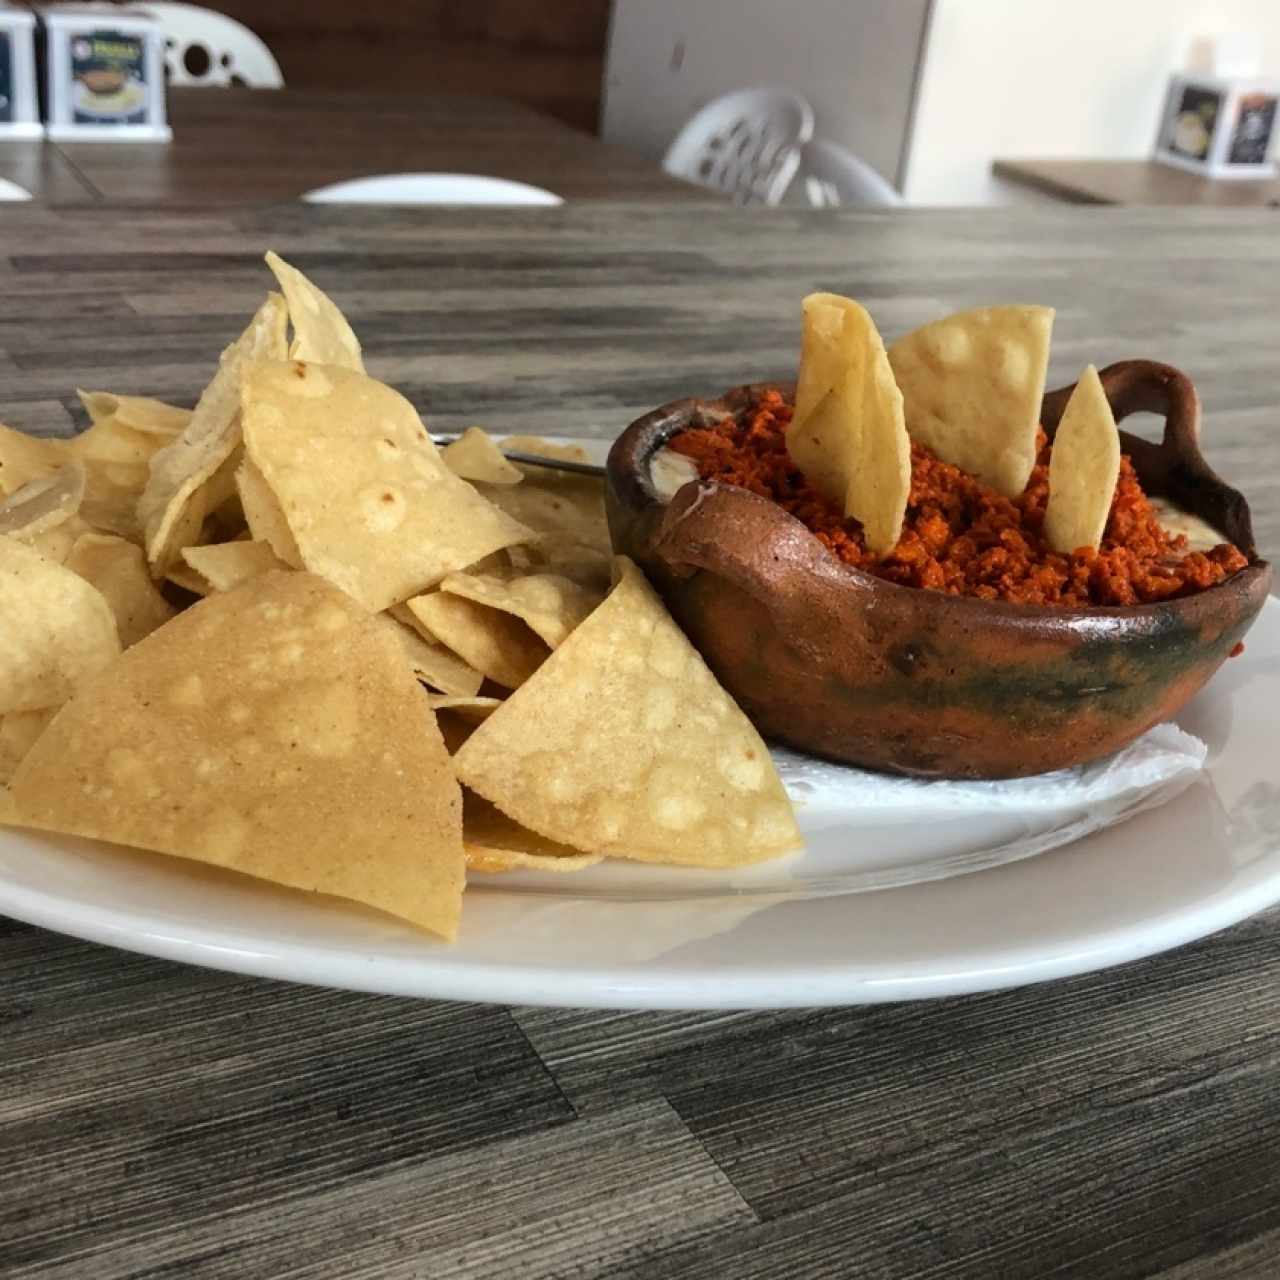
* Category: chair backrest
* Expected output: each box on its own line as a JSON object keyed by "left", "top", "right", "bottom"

{"left": 662, "top": 88, "right": 814, "bottom": 206}
{"left": 302, "top": 173, "right": 564, "bottom": 207}
{"left": 144, "top": 2, "right": 283, "bottom": 88}
{"left": 800, "top": 139, "right": 903, "bottom": 208}
{"left": 0, "top": 179, "right": 32, "bottom": 202}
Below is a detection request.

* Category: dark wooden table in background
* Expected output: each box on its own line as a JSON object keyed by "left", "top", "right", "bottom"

{"left": 996, "top": 157, "right": 1280, "bottom": 207}
{"left": 0, "top": 89, "right": 706, "bottom": 205}
{"left": 1, "top": 203, "right": 1279, "bottom": 1279}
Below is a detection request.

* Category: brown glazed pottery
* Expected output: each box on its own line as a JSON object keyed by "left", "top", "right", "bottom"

{"left": 606, "top": 360, "right": 1272, "bottom": 779}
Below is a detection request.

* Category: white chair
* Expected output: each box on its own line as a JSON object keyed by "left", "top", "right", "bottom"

{"left": 0, "top": 179, "right": 32, "bottom": 202}
{"left": 302, "top": 173, "right": 564, "bottom": 207}
{"left": 144, "top": 2, "right": 283, "bottom": 88}
{"left": 662, "top": 88, "right": 814, "bottom": 206}
{"left": 800, "top": 139, "right": 903, "bottom": 208}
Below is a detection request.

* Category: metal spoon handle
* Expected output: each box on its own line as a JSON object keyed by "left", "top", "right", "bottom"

{"left": 429, "top": 433, "right": 605, "bottom": 477}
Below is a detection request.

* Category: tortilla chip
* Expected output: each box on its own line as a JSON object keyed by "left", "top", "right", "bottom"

{"left": 405, "top": 591, "right": 549, "bottom": 690}
{"left": 463, "top": 792, "right": 602, "bottom": 873}
{"left": 1044, "top": 365, "right": 1121, "bottom": 555}
{"left": 182, "top": 539, "right": 289, "bottom": 592}
{"left": 265, "top": 251, "right": 364, "bottom": 372}
{"left": 65, "top": 532, "right": 175, "bottom": 648}
{"left": 455, "top": 557, "right": 801, "bottom": 867}
{"left": 78, "top": 390, "right": 191, "bottom": 435}
{"left": 0, "top": 709, "right": 55, "bottom": 787}
{"left": 476, "top": 472, "right": 609, "bottom": 556}
{"left": 0, "top": 535, "right": 121, "bottom": 714}
{"left": 69, "top": 418, "right": 165, "bottom": 469}
{"left": 888, "top": 305, "right": 1053, "bottom": 499}
{"left": 165, "top": 561, "right": 211, "bottom": 597}
{"left": 241, "top": 361, "right": 534, "bottom": 612}
{"left": 441, "top": 569, "right": 603, "bottom": 648}
{"left": 0, "top": 425, "right": 67, "bottom": 497}
{"left": 787, "top": 294, "right": 910, "bottom": 555}
{"left": 138, "top": 293, "right": 289, "bottom": 573}
{"left": 424, "top": 694, "right": 503, "bottom": 719}
{"left": 388, "top": 602, "right": 491, "bottom": 695}
{"left": 7, "top": 572, "right": 465, "bottom": 939}
{"left": 0, "top": 460, "right": 86, "bottom": 539}
{"left": 236, "top": 457, "right": 303, "bottom": 565}
{"left": 509, "top": 538, "right": 613, "bottom": 592}
{"left": 376, "top": 612, "right": 485, "bottom": 697}
{"left": 441, "top": 427, "right": 524, "bottom": 486}
{"left": 425, "top": 695, "right": 503, "bottom": 753}
{"left": 62, "top": 419, "right": 169, "bottom": 541}
{"left": 23, "top": 513, "right": 93, "bottom": 564}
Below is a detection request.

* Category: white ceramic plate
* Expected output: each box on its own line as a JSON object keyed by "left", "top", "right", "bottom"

{"left": 3, "top": 442, "right": 1278, "bottom": 1008}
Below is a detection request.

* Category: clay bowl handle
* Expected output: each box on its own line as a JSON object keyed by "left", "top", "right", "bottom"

{"left": 1041, "top": 359, "right": 1257, "bottom": 558}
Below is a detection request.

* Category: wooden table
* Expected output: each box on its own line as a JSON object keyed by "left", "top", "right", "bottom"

{"left": 995, "top": 157, "right": 1280, "bottom": 206}
{"left": 2, "top": 204, "right": 1280, "bottom": 1279}
{"left": 0, "top": 89, "right": 706, "bottom": 206}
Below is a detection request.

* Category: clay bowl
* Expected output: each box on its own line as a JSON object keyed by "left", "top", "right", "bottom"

{"left": 606, "top": 360, "right": 1272, "bottom": 779}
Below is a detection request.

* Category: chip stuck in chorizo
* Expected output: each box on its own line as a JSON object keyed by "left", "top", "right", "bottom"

{"left": 889, "top": 305, "right": 1054, "bottom": 498}
{"left": 1044, "top": 365, "right": 1121, "bottom": 554}
{"left": 787, "top": 293, "right": 910, "bottom": 556}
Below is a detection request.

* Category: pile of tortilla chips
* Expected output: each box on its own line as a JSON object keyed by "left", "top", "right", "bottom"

{"left": 789, "top": 294, "right": 1120, "bottom": 557}
{"left": 0, "top": 254, "right": 802, "bottom": 940}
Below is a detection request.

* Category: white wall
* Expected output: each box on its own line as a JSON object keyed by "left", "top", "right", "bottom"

{"left": 602, "top": 0, "right": 930, "bottom": 189}
{"left": 905, "top": 0, "right": 1280, "bottom": 205}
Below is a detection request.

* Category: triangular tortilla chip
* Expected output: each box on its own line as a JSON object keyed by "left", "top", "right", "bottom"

{"left": 455, "top": 557, "right": 801, "bottom": 867}
{"left": 181, "top": 538, "right": 290, "bottom": 592}
{"left": 476, "top": 470, "right": 609, "bottom": 557}
{"left": 1044, "top": 365, "right": 1121, "bottom": 554}
{"left": 65, "top": 532, "right": 175, "bottom": 648}
{"left": 404, "top": 591, "right": 549, "bottom": 690}
{"left": 77, "top": 390, "right": 191, "bottom": 435}
{"left": 441, "top": 569, "right": 603, "bottom": 648}
{"left": 138, "top": 293, "right": 288, "bottom": 573}
{"left": 463, "top": 793, "right": 602, "bottom": 874}
{"left": 7, "top": 572, "right": 464, "bottom": 939}
{"left": 471, "top": 436, "right": 609, "bottom": 556}
{"left": 0, "top": 425, "right": 67, "bottom": 497}
{"left": 241, "top": 361, "right": 534, "bottom": 612}
{"left": 377, "top": 611, "right": 485, "bottom": 697}
{"left": 441, "top": 428, "right": 523, "bottom": 486}
{"left": 164, "top": 561, "right": 211, "bottom": 597}
{"left": 787, "top": 293, "right": 910, "bottom": 555}
{"left": 265, "top": 251, "right": 364, "bottom": 372}
{"left": 0, "top": 460, "right": 86, "bottom": 540}
{"left": 22, "top": 513, "right": 92, "bottom": 564}
{"left": 888, "top": 305, "right": 1054, "bottom": 498}
{"left": 66, "top": 417, "right": 177, "bottom": 542}
{"left": 0, "top": 535, "right": 121, "bottom": 714}
{"left": 236, "top": 457, "right": 303, "bottom": 565}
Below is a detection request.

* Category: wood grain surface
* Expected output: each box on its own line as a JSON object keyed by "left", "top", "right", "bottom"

{"left": 13, "top": 89, "right": 707, "bottom": 207}
{"left": 1, "top": 203, "right": 1278, "bottom": 1279}
{"left": 995, "top": 158, "right": 1280, "bottom": 208}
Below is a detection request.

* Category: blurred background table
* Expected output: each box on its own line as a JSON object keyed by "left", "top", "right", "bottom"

{"left": 2, "top": 90, "right": 709, "bottom": 206}
{"left": 995, "top": 158, "right": 1280, "bottom": 207}
{"left": 1, "top": 202, "right": 1278, "bottom": 1279}
{"left": 0, "top": 141, "right": 96, "bottom": 203}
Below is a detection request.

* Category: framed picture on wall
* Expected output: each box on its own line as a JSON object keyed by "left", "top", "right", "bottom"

{"left": 1155, "top": 74, "right": 1278, "bottom": 178}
